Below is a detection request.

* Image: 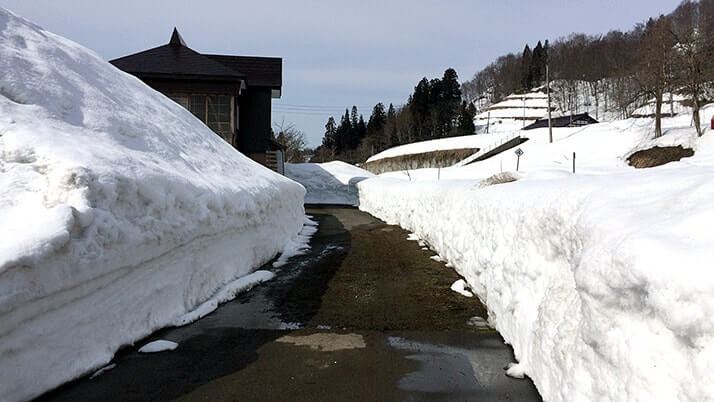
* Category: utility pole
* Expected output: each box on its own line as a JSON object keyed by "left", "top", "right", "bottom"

{"left": 547, "top": 64, "right": 553, "bottom": 143}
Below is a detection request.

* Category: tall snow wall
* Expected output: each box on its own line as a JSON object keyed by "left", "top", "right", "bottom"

{"left": 358, "top": 170, "right": 714, "bottom": 402}
{"left": 0, "top": 8, "right": 305, "bottom": 401}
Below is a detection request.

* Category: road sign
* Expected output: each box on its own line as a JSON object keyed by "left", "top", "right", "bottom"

{"left": 514, "top": 148, "right": 524, "bottom": 157}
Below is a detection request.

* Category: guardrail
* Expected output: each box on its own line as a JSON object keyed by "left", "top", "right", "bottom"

{"left": 451, "top": 132, "right": 522, "bottom": 167}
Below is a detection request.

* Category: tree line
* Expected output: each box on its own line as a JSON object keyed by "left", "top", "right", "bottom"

{"left": 462, "top": 0, "right": 714, "bottom": 137}
{"left": 313, "top": 68, "right": 476, "bottom": 163}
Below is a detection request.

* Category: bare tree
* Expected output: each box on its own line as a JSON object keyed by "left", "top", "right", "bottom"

{"left": 670, "top": 0, "right": 707, "bottom": 136}
{"left": 634, "top": 16, "right": 676, "bottom": 138}
{"left": 273, "top": 119, "right": 308, "bottom": 163}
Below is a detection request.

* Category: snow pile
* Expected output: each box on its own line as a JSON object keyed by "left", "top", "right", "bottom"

{"left": 0, "top": 9, "right": 304, "bottom": 401}
{"left": 285, "top": 161, "right": 373, "bottom": 206}
{"left": 171, "top": 270, "right": 277, "bottom": 326}
{"left": 138, "top": 340, "right": 178, "bottom": 353}
{"left": 272, "top": 216, "right": 318, "bottom": 267}
{"left": 358, "top": 109, "right": 714, "bottom": 401}
{"left": 450, "top": 279, "right": 473, "bottom": 298}
{"left": 88, "top": 363, "right": 116, "bottom": 380}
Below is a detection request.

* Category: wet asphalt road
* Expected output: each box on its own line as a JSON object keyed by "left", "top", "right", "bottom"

{"left": 39, "top": 206, "right": 541, "bottom": 401}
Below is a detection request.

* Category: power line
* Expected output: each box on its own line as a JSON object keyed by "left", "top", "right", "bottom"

{"left": 273, "top": 103, "right": 375, "bottom": 110}
{"left": 271, "top": 110, "right": 340, "bottom": 116}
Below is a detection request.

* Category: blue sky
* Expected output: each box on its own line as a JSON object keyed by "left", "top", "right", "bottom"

{"left": 2, "top": 0, "right": 682, "bottom": 146}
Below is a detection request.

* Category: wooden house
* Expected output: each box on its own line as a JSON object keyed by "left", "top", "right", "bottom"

{"left": 110, "top": 29, "right": 284, "bottom": 172}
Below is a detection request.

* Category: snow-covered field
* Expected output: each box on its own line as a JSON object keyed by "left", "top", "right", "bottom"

{"left": 285, "top": 161, "right": 373, "bottom": 206}
{"left": 357, "top": 107, "right": 714, "bottom": 401}
{"left": 0, "top": 9, "right": 305, "bottom": 402}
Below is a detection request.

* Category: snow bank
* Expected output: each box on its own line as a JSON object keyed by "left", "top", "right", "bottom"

{"left": 273, "top": 216, "right": 318, "bottom": 267}
{"left": 0, "top": 8, "right": 304, "bottom": 401}
{"left": 285, "top": 161, "right": 373, "bottom": 206}
{"left": 171, "top": 270, "right": 276, "bottom": 327}
{"left": 138, "top": 340, "right": 178, "bottom": 353}
{"left": 358, "top": 111, "right": 714, "bottom": 401}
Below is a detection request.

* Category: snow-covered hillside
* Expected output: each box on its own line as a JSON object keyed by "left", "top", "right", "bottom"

{"left": 358, "top": 107, "right": 714, "bottom": 401}
{"left": 285, "top": 161, "right": 373, "bottom": 206}
{"left": 0, "top": 8, "right": 304, "bottom": 401}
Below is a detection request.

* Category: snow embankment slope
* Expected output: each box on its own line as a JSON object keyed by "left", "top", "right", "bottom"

{"left": 358, "top": 112, "right": 714, "bottom": 401}
{"left": 0, "top": 9, "right": 304, "bottom": 401}
{"left": 285, "top": 161, "right": 373, "bottom": 206}
{"left": 366, "top": 133, "right": 514, "bottom": 163}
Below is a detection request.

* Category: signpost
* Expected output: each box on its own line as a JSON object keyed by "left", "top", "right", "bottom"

{"left": 547, "top": 64, "right": 553, "bottom": 143}
{"left": 515, "top": 148, "right": 524, "bottom": 171}
{"left": 572, "top": 152, "right": 576, "bottom": 174}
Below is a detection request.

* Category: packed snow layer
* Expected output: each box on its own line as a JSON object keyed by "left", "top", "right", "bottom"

{"left": 358, "top": 109, "right": 714, "bottom": 401}
{"left": 0, "top": 9, "right": 305, "bottom": 402}
{"left": 285, "top": 161, "right": 373, "bottom": 206}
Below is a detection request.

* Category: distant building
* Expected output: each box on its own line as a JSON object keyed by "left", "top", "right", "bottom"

{"left": 523, "top": 113, "right": 598, "bottom": 130}
{"left": 472, "top": 88, "right": 556, "bottom": 134}
{"left": 111, "top": 28, "right": 284, "bottom": 172}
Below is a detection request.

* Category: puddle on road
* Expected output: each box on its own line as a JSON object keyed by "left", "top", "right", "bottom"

{"left": 277, "top": 333, "right": 366, "bottom": 352}
{"left": 388, "top": 336, "right": 528, "bottom": 394}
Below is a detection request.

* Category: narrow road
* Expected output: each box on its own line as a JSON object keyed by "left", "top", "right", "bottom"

{"left": 40, "top": 207, "right": 540, "bottom": 401}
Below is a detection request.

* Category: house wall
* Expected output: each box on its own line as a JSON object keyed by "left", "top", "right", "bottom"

{"left": 238, "top": 87, "right": 272, "bottom": 154}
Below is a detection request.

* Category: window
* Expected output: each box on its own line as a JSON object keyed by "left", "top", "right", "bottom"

{"left": 189, "top": 95, "right": 206, "bottom": 122}
{"left": 167, "top": 93, "right": 233, "bottom": 144}
{"left": 207, "top": 95, "right": 232, "bottom": 143}
{"left": 169, "top": 95, "right": 189, "bottom": 109}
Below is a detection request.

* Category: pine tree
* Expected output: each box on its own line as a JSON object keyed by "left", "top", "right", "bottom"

{"left": 410, "top": 78, "right": 431, "bottom": 140}
{"left": 367, "top": 103, "right": 387, "bottom": 135}
{"left": 357, "top": 115, "right": 367, "bottom": 146}
{"left": 521, "top": 44, "right": 533, "bottom": 89}
{"left": 386, "top": 103, "right": 399, "bottom": 147}
{"left": 323, "top": 116, "right": 337, "bottom": 149}
{"left": 440, "top": 68, "right": 462, "bottom": 136}
{"left": 336, "top": 109, "right": 351, "bottom": 154}
{"left": 457, "top": 101, "right": 476, "bottom": 136}
{"left": 350, "top": 106, "right": 359, "bottom": 129}
{"left": 530, "top": 41, "right": 546, "bottom": 86}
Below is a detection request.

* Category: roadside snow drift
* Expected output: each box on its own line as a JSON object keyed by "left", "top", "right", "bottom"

{"left": 285, "top": 161, "right": 373, "bottom": 206}
{"left": 359, "top": 111, "right": 714, "bottom": 401}
{"left": 0, "top": 8, "right": 304, "bottom": 401}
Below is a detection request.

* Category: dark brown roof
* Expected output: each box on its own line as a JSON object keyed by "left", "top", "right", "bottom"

{"left": 110, "top": 28, "right": 281, "bottom": 88}
{"left": 110, "top": 28, "right": 243, "bottom": 81}
{"left": 207, "top": 55, "right": 282, "bottom": 88}
{"left": 523, "top": 113, "right": 598, "bottom": 130}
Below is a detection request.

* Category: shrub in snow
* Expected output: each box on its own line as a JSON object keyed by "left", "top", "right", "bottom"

{"left": 0, "top": 8, "right": 304, "bottom": 401}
